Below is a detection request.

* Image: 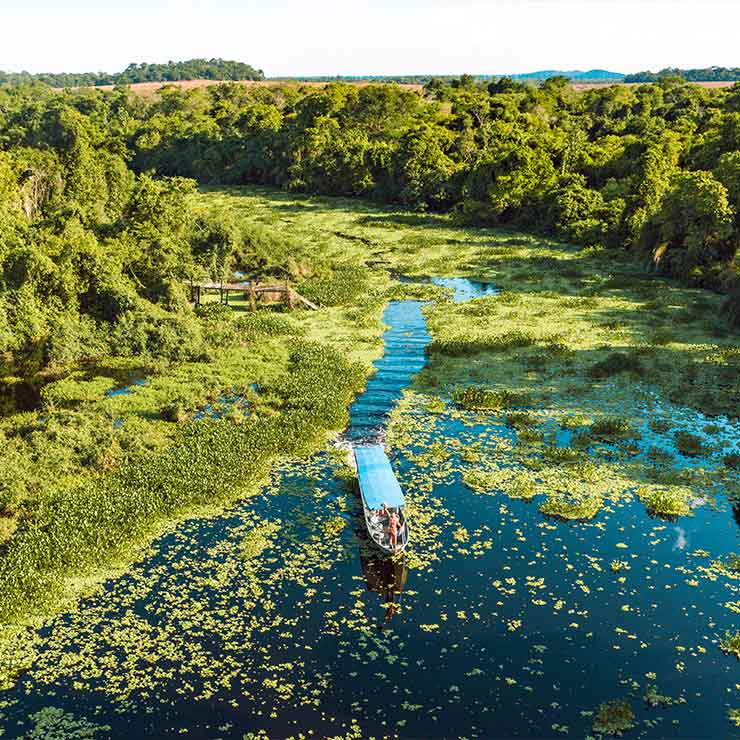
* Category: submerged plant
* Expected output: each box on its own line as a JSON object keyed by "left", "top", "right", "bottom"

{"left": 592, "top": 699, "right": 636, "bottom": 736}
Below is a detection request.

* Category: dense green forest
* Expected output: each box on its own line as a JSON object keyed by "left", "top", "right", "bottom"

{"left": 1, "top": 74, "right": 738, "bottom": 382}
{"left": 0, "top": 58, "right": 264, "bottom": 88}
{"left": 1, "top": 72, "right": 738, "bottom": 379}
{"left": 625, "top": 67, "right": 740, "bottom": 83}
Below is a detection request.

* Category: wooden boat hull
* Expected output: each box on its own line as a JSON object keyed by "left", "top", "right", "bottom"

{"left": 361, "top": 497, "right": 409, "bottom": 554}
{"left": 352, "top": 444, "right": 409, "bottom": 554}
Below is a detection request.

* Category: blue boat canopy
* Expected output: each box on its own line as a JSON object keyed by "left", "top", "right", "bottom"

{"left": 354, "top": 445, "right": 405, "bottom": 510}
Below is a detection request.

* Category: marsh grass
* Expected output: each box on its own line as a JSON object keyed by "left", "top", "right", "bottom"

{"left": 588, "top": 351, "right": 645, "bottom": 379}
{"left": 453, "top": 385, "right": 532, "bottom": 411}
{"left": 591, "top": 417, "right": 634, "bottom": 440}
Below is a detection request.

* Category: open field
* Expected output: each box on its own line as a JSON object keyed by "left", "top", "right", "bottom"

{"left": 57, "top": 78, "right": 738, "bottom": 95}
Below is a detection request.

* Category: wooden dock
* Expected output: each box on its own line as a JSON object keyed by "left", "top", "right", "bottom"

{"left": 187, "top": 279, "right": 318, "bottom": 311}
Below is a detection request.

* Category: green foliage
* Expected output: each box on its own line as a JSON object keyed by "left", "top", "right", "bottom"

{"left": 299, "top": 264, "right": 370, "bottom": 307}
{"left": 645, "top": 170, "right": 736, "bottom": 283}
{"left": 453, "top": 385, "right": 532, "bottom": 411}
{"left": 234, "top": 311, "right": 302, "bottom": 339}
{"left": 0, "top": 339, "right": 364, "bottom": 621}
{"left": 637, "top": 486, "right": 692, "bottom": 518}
{"left": 592, "top": 699, "right": 636, "bottom": 736}
{"left": 588, "top": 351, "right": 645, "bottom": 379}
{"left": 0, "top": 58, "right": 263, "bottom": 87}
{"left": 674, "top": 430, "right": 706, "bottom": 456}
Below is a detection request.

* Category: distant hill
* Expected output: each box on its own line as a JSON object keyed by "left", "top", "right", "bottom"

{"left": 625, "top": 66, "right": 740, "bottom": 83}
{"left": 0, "top": 58, "right": 264, "bottom": 88}
{"left": 509, "top": 69, "right": 625, "bottom": 81}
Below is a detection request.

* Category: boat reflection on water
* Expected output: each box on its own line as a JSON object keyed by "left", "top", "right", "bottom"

{"left": 359, "top": 540, "right": 408, "bottom": 631}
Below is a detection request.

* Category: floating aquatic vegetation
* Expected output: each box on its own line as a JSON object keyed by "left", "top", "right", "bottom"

{"left": 674, "top": 431, "right": 706, "bottom": 457}
{"left": 590, "top": 416, "right": 633, "bottom": 440}
{"left": 23, "top": 707, "right": 111, "bottom": 739}
{"left": 0, "top": 625, "right": 38, "bottom": 691}
{"left": 719, "top": 631, "right": 740, "bottom": 658}
{"left": 729, "top": 708, "right": 740, "bottom": 727}
{"left": 643, "top": 683, "right": 683, "bottom": 708}
{"left": 539, "top": 492, "right": 602, "bottom": 521}
{"left": 588, "top": 351, "right": 645, "bottom": 379}
{"left": 453, "top": 385, "right": 532, "bottom": 411}
{"left": 637, "top": 486, "right": 692, "bottom": 519}
{"left": 592, "top": 699, "right": 636, "bottom": 736}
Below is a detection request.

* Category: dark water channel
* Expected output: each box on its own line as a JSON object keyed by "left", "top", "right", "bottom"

{"left": 2, "top": 279, "right": 740, "bottom": 739}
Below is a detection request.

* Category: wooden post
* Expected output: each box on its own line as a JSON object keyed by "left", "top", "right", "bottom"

{"left": 285, "top": 279, "right": 293, "bottom": 310}
{"left": 249, "top": 282, "right": 257, "bottom": 311}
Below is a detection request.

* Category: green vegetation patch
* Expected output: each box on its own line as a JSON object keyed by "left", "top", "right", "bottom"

{"left": 453, "top": 385, "right": 532, "bottom": 411}
{"left": 592, "top": 699, "right": 636, "bottom": 736}
{"left": 719, "top": 631, "right": 740, "bottom": 658}
{"left": 637, "top": 486, "right": 692, "bottom": 518}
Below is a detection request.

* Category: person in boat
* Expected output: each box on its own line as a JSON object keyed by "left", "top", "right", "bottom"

{"left": 388, "top": 509, "right": 400, "bottom": 551}
{"left": 378, "top": 502, "right": 390, "bottom": 519}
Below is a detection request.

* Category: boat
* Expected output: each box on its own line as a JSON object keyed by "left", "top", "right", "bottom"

{"left": 353, "top": 444, "right": 409, "bottom": 553}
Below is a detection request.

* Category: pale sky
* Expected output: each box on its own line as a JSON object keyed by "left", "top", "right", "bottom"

{"left": 2, "top": 0, "right": 739, "bottom": 77}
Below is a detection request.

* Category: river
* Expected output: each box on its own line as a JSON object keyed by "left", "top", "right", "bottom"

{"left": 2, "top": 279, "right": 739, "bottom": 739}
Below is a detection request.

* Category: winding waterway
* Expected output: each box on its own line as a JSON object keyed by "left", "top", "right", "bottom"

{"left": 2, "top": 279, "right": 740, "bottom": 739}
